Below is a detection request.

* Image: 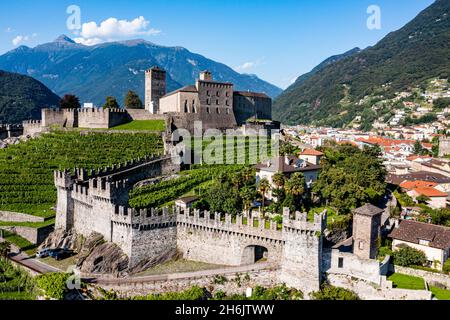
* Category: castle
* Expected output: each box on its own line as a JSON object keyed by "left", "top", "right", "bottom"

{"left": 22, "top": 67, "right": 276, "bottom": 135}
{"left": 54, "top": 149, "right": 392, "bottom": 294}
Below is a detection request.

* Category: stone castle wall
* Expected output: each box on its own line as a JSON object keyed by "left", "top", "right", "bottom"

{"left": 42, "top": 108, "right": 130, "bottom": 129}
{"left": 0, "top": 124, "right": 23, "bottom": 140}
{"left": 176, "top": 208, "right": 283, "bottom": 266}
{"left": 279, "top": 208, "right": 327, "bottom": 293}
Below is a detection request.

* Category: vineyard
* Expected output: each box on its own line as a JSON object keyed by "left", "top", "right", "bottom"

{"left": 129, "top": 136, "right": 274, "bottom": 209}
{"left": 129, "top": 165, "right": 246, "bottom": 209}
{"left": 0, "top": 131, "right": 163, "bottom": 217}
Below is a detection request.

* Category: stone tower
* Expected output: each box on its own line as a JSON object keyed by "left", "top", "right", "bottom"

{"left": 279, "top": 208, "right": 327, "bottom": 294}
{"left": 352, "top": 203, "right": 383, "bottom": 260}
{"left": 199, "top": 70, "right": 212, "bottom": 81}
{"left": 54, "top": 170, "right": 74, "bottom": 230}
{"left": 145, "top": 67, "right": 166, "bottom": 114}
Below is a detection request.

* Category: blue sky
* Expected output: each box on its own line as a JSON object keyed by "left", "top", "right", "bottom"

{"left": 0, "top": 0, "right": 435, "bottom": 88}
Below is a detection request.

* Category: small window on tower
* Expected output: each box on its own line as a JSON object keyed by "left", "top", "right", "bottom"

{"left": 207, "top": 99, "right": 211, "bottom": 105}
{"left": 206, "top": 107, "right": 210, "bottom": 114}
{"left": 359, "top": 241, "right": 364, "bottom": 250}
{"left": 216, "top": 108, "right": 220, "bottom": 114}
{"left": 338, "top": 257, "right": 344, "bottom": 268}
{"left": 207, "top": 90, "right": 210, "bottom": 97}
{"left": 216, "top": 99, "right": 219, "bottom": 105}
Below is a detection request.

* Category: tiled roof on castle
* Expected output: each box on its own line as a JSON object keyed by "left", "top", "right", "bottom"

{"left": 353, "top": 203, "right": 384, "bottom": 216}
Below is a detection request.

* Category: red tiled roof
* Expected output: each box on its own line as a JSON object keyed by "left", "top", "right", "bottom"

{"left": 299, "top": 149, "right": 324, "bottom": 156}
{"left": 400, "top": 180, "right": 438, "bottom": 190}
{"left": 411, "top": 187, "right": 447, "bottom": 198}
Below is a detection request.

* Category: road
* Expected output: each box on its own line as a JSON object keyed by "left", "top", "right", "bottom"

{"left": 86, "top": 262, "right": 277, "bottom": 285}
{"left": 7, "top": 245, "right": 276, "bottom": 286}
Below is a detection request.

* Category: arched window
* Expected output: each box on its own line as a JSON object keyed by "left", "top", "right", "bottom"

{"left": 225, "top": 100, "right": 229, "bottom": 106}
{"left": 206, "top": 107, "right": 210, "bottom": 114}
{"left": 216, "top": 108, "right": 220, "bottom": 114}
{"left": 207, "top": 90, "right": 210, "bottom": 97}
{"left": 192, "top": 100, "right": 196, "bottom": 113}
{"left": 206, "top": 98, "right": 211, "bottom": 105}
{"left": 184, "top": 100, "right": 188, "bottom": 113}
{"left": 216, "top": 99, "right": 219, "bottom": 105}
{"left": 226, "top": 108, "right": 230, "bottom": 115}
{"left": 216, "top": 91, "right": 220, "bottom": 97}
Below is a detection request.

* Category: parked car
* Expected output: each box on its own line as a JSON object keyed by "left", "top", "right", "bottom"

{"left": 50, "top": 248, "right": 74, "bottom": 261}
{"left": 36, "top": 248, "right": 55, "bottom": 258}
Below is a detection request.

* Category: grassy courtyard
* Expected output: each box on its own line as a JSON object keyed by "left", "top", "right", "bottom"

{"left": 387, "top": 273, "right": 425, "bottom": 290}
{"left": 135, "top": 259, "right": 225, "bottom": 277}
{"left": 111, "top": 120, "right": 166, "bottom": 131}
{"left": 430, "top": 286, "right": 450, "bottom": 300}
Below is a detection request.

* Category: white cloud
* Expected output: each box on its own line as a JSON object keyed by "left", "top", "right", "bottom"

{"left": 235, "top": 57, "right": 265, "bottom": 73}
{"left": 73, "top": 16, "right": 161, "bottom": 45}
{"left": 12, "top": 35, "right": 29, "bottom": 46}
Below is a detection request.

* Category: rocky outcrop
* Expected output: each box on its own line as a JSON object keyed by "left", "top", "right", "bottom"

{"left": 39, "top": 228, "right": 82, "bottom": 251}
{"left": 79, "top": 242, "right": 129, "bottom": 277}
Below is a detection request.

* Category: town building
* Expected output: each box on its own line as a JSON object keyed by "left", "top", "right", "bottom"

{"left": 389, "top": 220, "right": 450, "bottom": 270}
{"left": 254, "top": 155, "right": 321, "bottom": 200}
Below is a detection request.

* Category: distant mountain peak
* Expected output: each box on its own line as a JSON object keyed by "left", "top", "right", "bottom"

{"left": 54, "top": 35, "right": 76, "bottom": 44}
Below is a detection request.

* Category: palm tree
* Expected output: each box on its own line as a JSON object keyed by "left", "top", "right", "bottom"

{"left": 258, "top": 178, "right": 271, "bottom": 217}
{"left": 285, "top": 173, "right": 306, "bottom": 209}
{"left": 272, "top": 173, "right": 285, "bottom": 189}
{"left": 240, "top": 186, "right": 256, "bottom": 214}
{"left": 231, "top": 173, "right": 243, "bottom": 190}
{"left": 0, "top": 241, "right": 11, "bottom": 260}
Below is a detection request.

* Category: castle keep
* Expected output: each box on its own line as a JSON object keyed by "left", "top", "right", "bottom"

{"left": 33, "top": 67, "right": 275, "bottom": 134}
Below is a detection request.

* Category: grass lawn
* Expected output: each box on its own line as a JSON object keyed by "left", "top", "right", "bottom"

{"left": 39, "top": 255, "right": 78, "bottom": 272}
{"left": 136, "top": 259, "right": 224, "bottom": 277}
{"left": 1, "top": 229, "right": 36, "bottom": 255}
{"left": 0, "top": 291, "right": 35, "bottom": 300}
{"left": 111, "top": 120, "right": 165, "bottom": 131}
{"left": 430, "top": 286, "right": 450, "bottom": 300}
{"left": 387, "top": 273, "right": 425, "bottom": 290}
{"left": 0, "top": 218, "right": 55, "bottom": 229}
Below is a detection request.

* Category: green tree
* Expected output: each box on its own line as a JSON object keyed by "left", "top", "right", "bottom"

{"left": 413, "top": 140, "right": 424, "bottom": 155}
{"left": 272, "top": 173, "right": 285, "bottom": 189}
{"left": 313, "top": 144, "right": 386, "bottom": 214}
{"left": 240, "top": 186, "right": 256, "bottom": 213}
{"left": 443, "top": 259, "right": 450, "bottom": 274}
{"left": 124, "top": 90, "right": 143, "bottom": 109}
{"left": 59, "top": 94, "right": 80, "bottom": 109}
{"left": 258, "top": 178, "right": 271, "bottom": 217}
{"left": 0, "top": 241, "right": 11, "bottom": 260}
{"left": 416, "top": 195, "right": 431, "bottom": 204}
{"left": 310, "top": 285, "right": 359, "bottom": 300}
{"left": 285, "top": 172, "right": 306, "bottom": 210}
{"left": 35, "top": 273, "right": 71, "bottom": 300}
{"left": 392, "top": 245, "right": 427, "bottom": 267}
{"left": 102, "top": 96, "right": 120, "bottom": 109}
{"left": 204, "top": 182, "right": 242, "bottom": 215}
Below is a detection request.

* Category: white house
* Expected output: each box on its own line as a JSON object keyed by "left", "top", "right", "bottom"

{"left": 389, "top": 220, "right": 450, "bottom": 271}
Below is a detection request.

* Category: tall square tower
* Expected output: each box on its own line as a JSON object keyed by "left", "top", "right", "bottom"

{"left": 352, "top": 203, "right": 383, "bottom": 260}
{"left": 145, "top": 67, "right": 166, "bottom": 114}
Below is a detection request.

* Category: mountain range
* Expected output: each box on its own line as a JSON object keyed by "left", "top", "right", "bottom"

{"left": 0, "top": 36, "right": 282, "bottom": 107}
{"left": 0, "top": 70, "right": 60, "bottom": 124}
{"left": 274, "top": 0, "right": 450, "bottom": 126}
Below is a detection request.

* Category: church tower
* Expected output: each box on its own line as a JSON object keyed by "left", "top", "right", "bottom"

{"left": 145, "top": 67, "right": 166, "bottom": 114}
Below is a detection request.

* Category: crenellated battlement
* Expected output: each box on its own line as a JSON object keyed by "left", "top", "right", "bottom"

{"left": 54, "top": 169, "right": 74, "bottom": 189}
{"left": 282, "top": 207, "right": 327, "bottom": 234}
{"left": 88, "top": 177, "right": 130, "bottom": 200}
{"left": 22, "top": 120, "right": 42, "bottom": 125}
{"left": 177, "top": 207, "right": 282, "bottom": 241}
{"left": 112, "top": 206, "right": 176, "bottom": 226}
